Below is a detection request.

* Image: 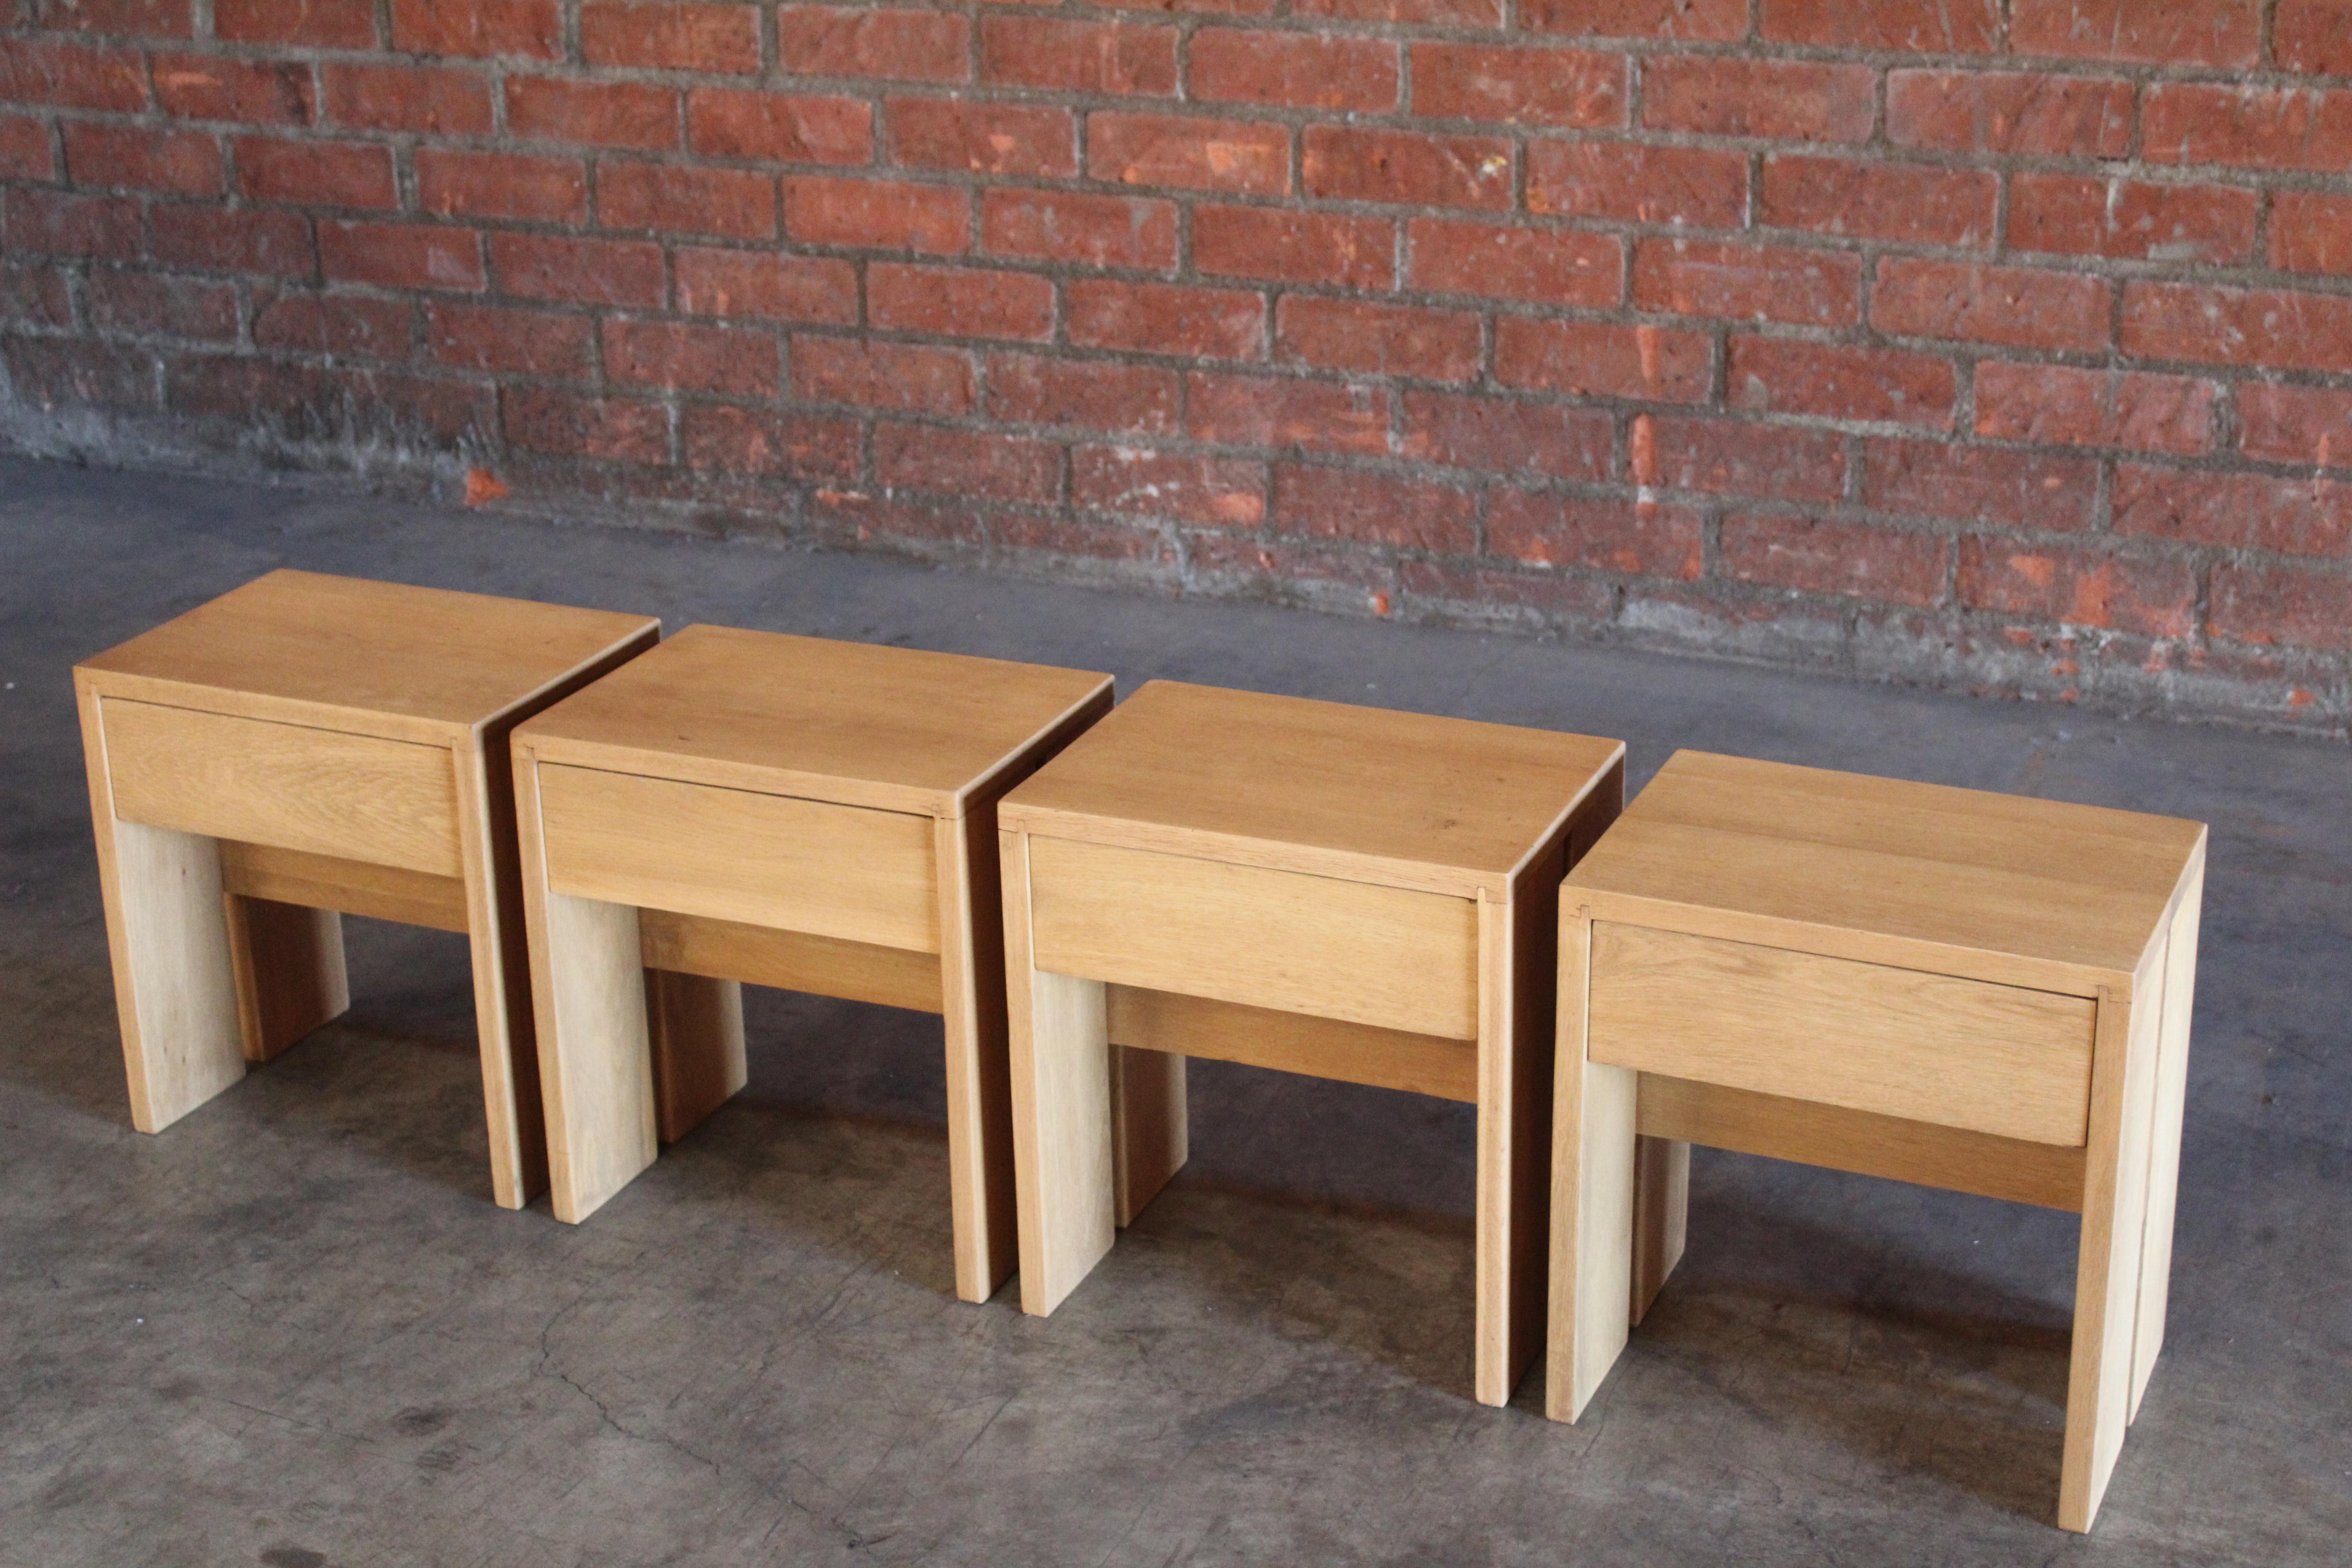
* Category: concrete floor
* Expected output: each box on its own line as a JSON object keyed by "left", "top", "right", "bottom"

{"left": 1, "top": 455, "right": 2346, "bottom": 1567}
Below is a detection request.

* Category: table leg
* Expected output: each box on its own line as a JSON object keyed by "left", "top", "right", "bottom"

{"left": 648, "top": 970, "right": 745, "bottom": 1143}
{"left": 1475, "top": 880, "right": 1555, "bottom": 1407}
{"left": 225, "top": 895, "right": 348, "bottom": 1063}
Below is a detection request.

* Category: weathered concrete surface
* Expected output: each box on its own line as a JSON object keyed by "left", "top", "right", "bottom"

{"left": 1, "top": 455, "right": 2345, "bottom": 1567}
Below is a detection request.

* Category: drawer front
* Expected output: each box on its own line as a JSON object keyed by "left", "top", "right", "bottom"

{"left": 1027, "top": 836, "right": 1479, "bottom": 1040}
{"left": 103, "top": 697, "right": 462, "bottom": 877}
{"left": 536, "top": 764, "right": 939, "bottom": 954}
{"left": 1587, "top": 922, "right": 2095, "bottom": 1147}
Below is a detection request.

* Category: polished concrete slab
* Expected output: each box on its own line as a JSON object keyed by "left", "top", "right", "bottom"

{"left": 1, "top": 455, "right": 2345, "bottom": 1566}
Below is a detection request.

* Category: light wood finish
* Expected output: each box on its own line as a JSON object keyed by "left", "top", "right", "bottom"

{"left": 225, "top": 897, "right": 349, "bottom": 1063}
{"left": 219, "top": 842, "right": 470, "bottom": 933}
{"left": 1001, "top": 682, "right": 1623, "bottom": 1406}
{"left": 75, "top": 569, "right": 662, "bottom": 1209}
{"left": 1109, "top": 987, "right": 1478, "bottom": 1103}
{"left": 1589, "top": 923, "right": 2097, "bottom": 1147}
{"left": 1629, "top": 1134, "right": 1688, "bottom": 1326}
{"left": 103, "top": 698, "right": 464, "bottom": 877}
{"left": 510, "top": 627, "right": 1121, "bottom": 1304}
{"left": 638, "top": 910, "right": 943, "bottom": 1013}
{"left": 647, "top": 970, "right": 746, "bottom": 1146}
{"left": 1548, "top": 901, "right": 1639, "bottom": 1421}
{"left": 1635, "top": 1077, "right": 2087, "bottom": 1212}
{"left": 1111, "top": 1044, "right": 1188, "bottom": 1230}
{"left": 514, "top": 622, "right": 1112, "bottom": 817}
{"left": 1030, "top": 836, "right": 1481, "bottom": 1041}
{"left": 1000, "top": 680, "right": 1626, "bottom": 899}
{"left": 1550, "top": 748, "right": 2207, "bottom": 1533}
{"left": 1002, "top": 828, "right": 1118, "bottom": 1315}
{"left": 536, "top": 764, "right": 941, "bottom": 953}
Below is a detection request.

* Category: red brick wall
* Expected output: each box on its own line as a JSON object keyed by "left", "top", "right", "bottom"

{"left": 3, "top": 2, "right": 2348, "bottom": 730}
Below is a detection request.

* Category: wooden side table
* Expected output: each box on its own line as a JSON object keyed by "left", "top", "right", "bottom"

{"left": 74, "top": 569, "right": 659, "bottom": 1207}
{"left": 1548, "top": 750, "right": 2206, "bottom": 1531}
{"left": 998, "top": 681, "right": 1625, "bottom": 1404}
{"left": 508, "top": 625, "right": 1113, "bottom": 1304}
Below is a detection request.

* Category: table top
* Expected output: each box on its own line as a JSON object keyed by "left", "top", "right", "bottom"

{"left": 512, "top": 624, "right": 1114, "bottom": 818}
{"left": 74, "top": 569, "right": 658, "bottom": 744}
{"left": 998, "top": 681, "right": 1625, "bottom": 899}
{"left": 1568, "top": 750, "right": 2206, "bottom": 994}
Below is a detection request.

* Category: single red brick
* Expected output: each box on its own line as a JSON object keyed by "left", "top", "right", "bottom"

{"left": 1728, "top": 338, "right": 1955, "bottom": 428}
{"left": 506, "top": 388, "right": 669, "bottom": 463}
{"left": 2010, "top": 0, "right": 2259, "bottom": 68}
{"left": 1526, "top": 139, "right": 1746, "bottom": 228}
{"left": 2141, "top": 83, "right": 2352, "bottom": 172}
{"left": 6, "top": 336, "right": 157, "bottom": 410}
{"left": 153, "top": 54, "right": 314, "bottom": 125}
{"left": 1189, "top": 29, "right": 1397, "bottom": 113}
{"left": 325, "top": 64, "right": 494, "bottom": 137}
{"left": 1275, "top": 296, "right": 1481, "bottom": 383}
{"left": 993, "top": 512, "right": 1177, "bottom": 566}
{"left": 1191, "top": 206, "right": 1392, "bottom": 288}
{"left": 319, "top": 220, "right": 485, "bottom": 291}
{"left": 1864, "top": 439, "right": 2099, "bottom": 530}
{"left": 1089, "top": 112, "right": 1289, "bottom": 196}
{"left": 1643, "top": 58, "right": 1876, "bottom": 143}
{"left": 1760, "top": 156, "right": 1995, "bottom": 248}
{"left": 86, "top": 271, "right": 238, "bottom": 340}
{"left": 779, "top": 6, "right": 969, "bottom": 82}
{"left": 152, "top": 202, "right": 315, "bottom": 277}
{"left": 2270, "top": 192, "right": 2352, "bottom": 277}
{"left": 22, "top": 0, "right": 189, "bottom": 36}
{"left": 676, "top": 247, "right": 857, "bottom": 324}
{"left": 167, "top": 351, "right": 330, "bottom": 422}
{"left": 1489, "top": 489, "right": 1704, "bottom": 578}
{"left": 419, "top": 150, "right": 587, "bottom": 225}
{"left": 2113, "top": 463, "right": 2352, "bottom": 556}
{"left": 2238, "top": 383, "right": 2352, "bottom": 467}
{"left": 1271, "top": 466, "right": 1475, "bottom": 553}
{"left": 602, "top": 161, "right": 776, "bottom": 240}
{"left": 980, "top": 17, "right": 1175, "bottom": 96}
{"left": 1066, "top": 279, "right": 1264, "bottom": 359}
{"left": 1071, "top": 445, "right": 1267, "bottom": 526}
{"left": 511, "top": 78, "right": 679, "bottom": 152}
{"left": 426, "top": 302, "right": 592, "bottom": 375}
{"left": 235, "top": 138, "right": 396, "bottom": 209}
{"left": 1302, "top": 126, "right": 1511, "bottom": 211}
{"left": 2276, "top": 1, "right": 2352, "bottom": 74}
{"left": 1494, "top": 318, "right": 1711, "bottom": 403}
{"left": 253, "top": 290, "right": 412, "bottom": 357}
{"left": 603, "top": 318, "right": 779, "bottom": 397}
{"left": 491, "top": 232, "right": 665, "bottom": 307}
{"left": 688, "top": 89, "right": 872, "bottom": 165}
{"left": 582, "top": 3, "right": 761, "bottom": 72}
{"left": 1885, "top": 70, "right": 2134, "bottom": 158}
{"left": 683, "top": 405, "right": 860, "bottom": 482}
{"left": 986, "top": 355, "right": 1179, "bottom": 435}
{"left": 2210, "top": 564, "right": 2352, "bottom": 651}
{"left": 782, "top": 176, "right": 965, "bottom": 252}
{"left": 1186, "top": 373, "right": 1392, "bottom": 456}
{"left": 2009, "top": 175, "right": 2256, "bottom": 265}
{"left": 887, "top": 99, "right": 1075, "bottom": 178}
{"left": 1637, "top": 415, "right": 1847, "bottom": 504}
{"left": 791, "top": 337, "right": 972, "bottom": 414}
{"left": 11, "top": 46, "right": 133, "bottom": 131}
{"left": 389, "top": 0, "right": 560, "bottom": 59}
{"left": 1725, "top": 514, "right": 1949, "bottom": 606}
{"left": 2122, "top": 282, "right": 2352, "bottom": 374}
{"left": 1760, "top": 0, "right": 1997, "bottom": 48}
{"left": 1957, "top": 539, "right": 2195, "bottom": 638}
{"left": 1635, "top": 238, "right": 1861, "bottom": 328}
{"left": 1409, "top": 43, "right": 1622, "bottom": 129}
{"left": 64, "top": 123, "right": 220, "bottom": 196}
{"left": 1520, "top": 0, "right": 1744, "bottom": 36}
{"left": 216, "top": 0, "right": 375, "bottom": 47}
{"left": 1398, "top": 392, "right": 1612, "bottom": 481}
{"left": 1873, "top": 259, "right": 2110, "bottom": 353}
{"left": 0, "top": 114, "right": 49, "bottom": 181}
{"left": 0, "top": 262, "right": 74, "bottom": 328}
{"left": 870, "top": 262, "right": 1054, "bottom": 342}
{"left": 5, "top": 188, "right": 142, "bottom": 259}
{"left": 1405, "top": 219, "right": 1620, "bottom": 308}
{"left": 980, "top": 188, "right": 1177, "bottom": 270}
{"left": 876, "top": 422, "right": 1060, "bottom": 503}
{"left": 1975, "top": 364, "right": 2217, "bottom": 456}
